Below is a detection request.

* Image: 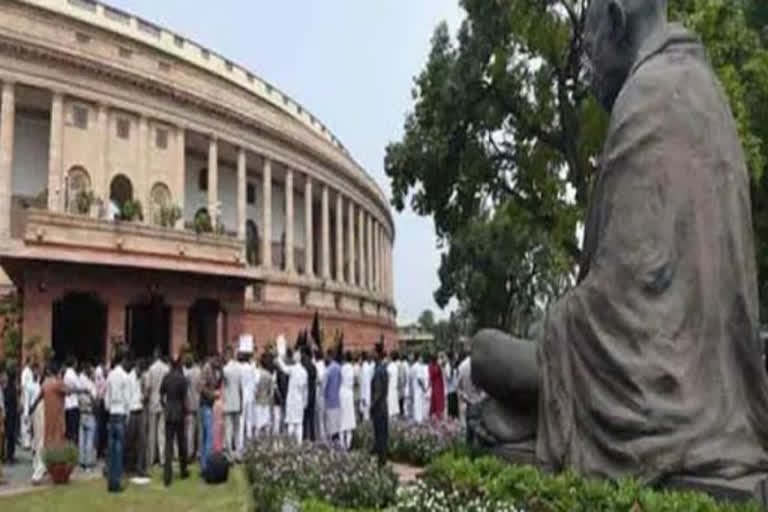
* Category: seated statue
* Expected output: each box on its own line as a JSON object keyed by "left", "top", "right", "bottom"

{"left": 471, "top": 0, "right": 768, "bottom": 498}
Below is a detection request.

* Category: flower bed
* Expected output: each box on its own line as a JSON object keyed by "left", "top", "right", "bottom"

{"left": 243, "top": 437, "right": 398, "bottom": 512}
{"left": 352, "top": 418, "right": 466, "bottom": 466}
{"left": 421, "top": 454, "right": 763, "bottom": 512}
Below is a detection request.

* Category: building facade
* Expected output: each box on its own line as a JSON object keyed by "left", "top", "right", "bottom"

{"left": 0, "top": 0, "right": 396, "bottom": 362}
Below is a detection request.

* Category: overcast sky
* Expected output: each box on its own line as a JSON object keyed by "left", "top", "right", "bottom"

{"left": 108, "top": 0, "right": 464, "bottom": 324}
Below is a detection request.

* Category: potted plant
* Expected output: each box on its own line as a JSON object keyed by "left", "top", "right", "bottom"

{"left": 159, "top": 204, "right": 182, "bottom": 228}
{"left": 194, "top": 209, "right": 213, "bottom": 234}
{"left": 121, "top": 199, "right": 144, "bottom": 222}
{"left": 75, "top": 190, "right": 95, "bottom": 215}
{"left": 44, "top": 442, "right": 78, "bottom": 484}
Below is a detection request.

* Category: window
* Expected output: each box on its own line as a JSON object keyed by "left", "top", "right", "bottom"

{"left": 201, "top": 48, "right": 210, "bottom": 60}
{"left": 246, "top": 72, "right": 254, "bottom": 83}
{"left": 66, "top": 166, "right": 91, "bottom": 214}
{"left": 198, "top": 168, "right": 208, "bottom": 191}
{"left": 246, "top": 183, "right": 256, "bottom": 205}
{"left": 225, "top": 61, "right": 233, "bottom": 72}
{"left": 149, "top": 183, "right": 171, "bottom": 226}
{"left": 75, "top": 32, "right": 91, "bottom": 44}
{"left": 173, "top": 35, "right": 184, "bottom": 48}
{"left": 72, "top": 104, "right": 88, "bottom": 129}
{"left": 158, "top": 61, "right": 171, "bottom": 72}
{"left": 155, "top": 128, "right": 168, "bottom": 150}
{"left": 116, "top": 118, "right": 130, "bottom": 139}
{"left": 118, "top": 47, "right": 133, "bottom": 59}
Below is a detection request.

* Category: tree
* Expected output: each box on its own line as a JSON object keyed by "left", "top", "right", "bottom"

{"left": 386, "top": 0, "right": 768, "bottom": 325}
{"left": 417, "top": 309, "right": 436, "bottom": 332}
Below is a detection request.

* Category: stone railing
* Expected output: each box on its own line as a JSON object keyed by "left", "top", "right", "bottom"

{"left": 20, "top": 208, "right": 245, "bottom": 268}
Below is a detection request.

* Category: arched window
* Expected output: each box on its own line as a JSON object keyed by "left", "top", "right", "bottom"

{"left": 109, "top": 174, "right": 133, "bottom": 208}
{"left": 149, "top": 182, "right": 172, "bottom": 226}
{"left": 198, "top": 168, "right": 208, "bottom": 191}
{"left": 65, "top": 166, "right": 91, "bottom": 214}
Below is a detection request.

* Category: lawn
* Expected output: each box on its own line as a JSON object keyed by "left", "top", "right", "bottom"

{"left": 0, "top": 466, "right": 248, "bottom": 512}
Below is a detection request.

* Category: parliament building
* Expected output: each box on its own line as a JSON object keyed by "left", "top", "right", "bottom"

{"left": 0, "top": 0, "right": 397, "bottom": 362}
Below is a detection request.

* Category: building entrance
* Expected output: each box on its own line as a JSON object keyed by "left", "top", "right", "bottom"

{"left": 52, "top": 292, "right": 107, "bottom": 364}
{"left": 126, "top": 295, "right": 170, "bottom": 359}
{"left": 188, "top": 299, "right": 222, "bottom": 360}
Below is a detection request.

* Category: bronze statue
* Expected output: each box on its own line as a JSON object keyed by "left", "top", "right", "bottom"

{"left": 471, "top": 0, "right": 768, "bottom": 500}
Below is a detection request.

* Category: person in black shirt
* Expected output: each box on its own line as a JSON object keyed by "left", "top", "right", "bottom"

{"left": 3, "top": 366, "right": 18, "bottom": 464}
{"left": 301, "top": 346, "right": 317, "bottom": 442}
{"left": 160, "top": 357, "right": 189, "bottom": 486}
{"left": 370, "top": 341, "right": 389, "bottom": 467}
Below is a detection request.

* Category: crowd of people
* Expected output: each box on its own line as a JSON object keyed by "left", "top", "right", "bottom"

{"left": 0, "top": 335, "right": 483, "bottom": 490}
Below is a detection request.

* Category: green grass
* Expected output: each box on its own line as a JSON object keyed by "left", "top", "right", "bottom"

{"left": 0, "top": 466, "right": 248, "bottom": 512}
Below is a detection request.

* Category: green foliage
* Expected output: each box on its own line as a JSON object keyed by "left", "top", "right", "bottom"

{"left": 352, "top": 418, "right": 467, "bottom": 466}
{"left": 387, "top": 0, "right": 768, "bottom": 325}
{"left": 158, "top": 204, "right": 182, "bottom": 228}
{"left": 194, "top": 209, "right": 213, "bottom": 234}
{"left": 422, "top": 454, "right": 762, "bottom": 511}
{"left": 75, "top": 190, "right": 95, "bottom": 215}
{"left": 417, "top": 309, "right": 436, "bottom": 332}
{"left": 120, "top": 199, "right": 143, "bottom": 222}
{"left": 43, "top": 442, "right": 79, "bottom": 467}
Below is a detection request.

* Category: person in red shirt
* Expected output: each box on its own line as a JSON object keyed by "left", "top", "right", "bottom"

{"left": 428, "top": 354, "right": 445, "bottom": 420}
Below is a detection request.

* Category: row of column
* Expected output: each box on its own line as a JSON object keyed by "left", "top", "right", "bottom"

{"left": 0, "top": 80, "right": 394, "bottom": 300}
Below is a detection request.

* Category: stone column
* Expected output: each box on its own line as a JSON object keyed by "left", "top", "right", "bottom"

{"left": 175, "top": 126, "right": 185, "bottom": 229}
{"left": 358, "top": 208, "right": 365, "bottom": 289}
{"left": 348, "top": 201, "right": 356, "bottom": 286}
{"left": 321, "top": 184, "right": 330, "bottom": 279}
{"left": 170, "top": 303, "right": 188, "bottom": 359}
{"left": 0, "top": 82, "right": 14, "bottom": 239}
{"left": 367, "top": 214, "right": 374, "bottom": 289}
{"left": 96, "top": 104, "right": 108, "bottom": 201}
{"left": 47, "top": 91, "right": 63, "bottom": 212}
{"left": 304, "top": 175, "right": 313, "bottom": 276}
{"left": 207, "top": 136, "right": 218, "bottom": 227}
{"left": 106, "top": 298, "right": 126, "bottom": 365}
{"left": 261, "top": 158, "right": 272, "bottom": 269}
{"left": 137, "top": 115, "right": 148, "bottom": 221}
{"left": 372, "top": 220, "right": 378, "bottom": 292}
{"left": 335, "top": 192, "right": 344, "bottom": 283}
{"left": 237, "top": 147, "right": 247, "bottom": 241}
{"left": 284, "top": 168, "right": 294, "bottom": 273}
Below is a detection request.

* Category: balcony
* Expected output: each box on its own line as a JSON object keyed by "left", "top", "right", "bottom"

{"left": 7, "top": 207, "right": 248, "bottom": 278}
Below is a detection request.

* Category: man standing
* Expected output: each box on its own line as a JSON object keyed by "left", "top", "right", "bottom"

{"left": 126, "top": 357, "right": 147, "bottom": 477}
{"left": 301, "top": 346, "right": 317, "bottom": 442}
{"left": 313, "top": 349, "right": 326, "bottom": 441}
{"left": 3, "top": 365, "right": 18, "bottom": 464}
{"left": 358, "top": 352, "right": 372, "bottom": 423}
{"left": 386, "top": 353, "right": 400, "bottom": 419}
{"left": 457, "top": 350, "right": 483, "bottom": 446}
{"left": 370, "top": 341, "right": 389, "bottom": 467}
{"left": 182, "top": 355, "right": 201, "bottom": 460}
{"left": 199, "top": 354, "right": 221, "bottom": 473}
{"left": 77, "top": 363, "right": 97, "bottom": 472}
{"left": 221, "top": 347, "right": 242, "bottom": 460}
{"left": 238, "top": 348, "right": 257, "bottom": 453}
{"left": 20, "top": 358, "right": 34, "bottom": 450}
{"left": 145, "top": 350, "right": 168, "bottom": 467}
{"left": 275, "top": 341, "right": 308, "bottom": 444}
{"left": 160, "top": 357, "right": 189, "bottom": 487}
{"left": 104, "top": 350, "right": 131, "bottom": 493}
{"left": 63, "top": 357, "right": 80, "bottom": 443}
{"left": 324, "top": 349, "right": 342, "bottom": 444}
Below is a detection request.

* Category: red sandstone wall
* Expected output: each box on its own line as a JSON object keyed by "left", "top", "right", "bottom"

{"left": 239, "top": 304, "right": 397, "bottom": 355}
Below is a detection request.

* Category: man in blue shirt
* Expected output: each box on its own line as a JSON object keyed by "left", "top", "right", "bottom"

{"left": 323, "top": 349, "right": 342, "bottom": 444}
{"left": 370, "top": 340, "right": 389, "bottom": 467}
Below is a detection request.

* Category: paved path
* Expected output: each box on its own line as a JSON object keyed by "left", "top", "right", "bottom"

{"left": 0, "top": 447, "right": 102, "bottom": 498}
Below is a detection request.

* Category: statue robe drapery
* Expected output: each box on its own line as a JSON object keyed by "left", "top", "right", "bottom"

{"left": 537, "top": 25, "right": 768, "bottom": 482}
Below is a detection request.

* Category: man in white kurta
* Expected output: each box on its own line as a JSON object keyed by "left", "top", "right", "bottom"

{"left": 238, "top": 354, "right": 258, "bottom": 454}
{"left": 20, "top": 360, "right": 34, "bottom": 449}
{"left": 313, "top": 352, "right": 327, "bottom": 441}
{"left": 386, "top": 357, "right": 400, "bottom": 418}
{"left": 358, "top": 354, "right": 373, "bottom": 422}
{"left": 222, "top": 350, "right": 242, "bottom": 459}
{"left": 275, "top": 337, "right": 308, "bottom": 444}
{"left": 411, "top": 358, "right": 430, "bottom": 423}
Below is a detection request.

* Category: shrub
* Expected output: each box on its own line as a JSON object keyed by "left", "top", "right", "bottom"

{"left": 121, "top": 199, "right": 143, "bottom": 222}
{"left": 158, "top": 204, "right": 182, "bottom": 228}
{"left": 395, "top": 480, "right": 520, "bottom": 512}
{"left": 422, "top": 454, "right": 763, "bottom": 512}
{"left": 75, "top": 190, "right": 95, "bottom": 215}
{"left": 244, "top": 437, "right": 398, "bottom": 512}
{"left": 352, "top": 418, "right": 467, "bottom": 466}
{"left": 43, "top": 442, "right": 78, "bottom": 467}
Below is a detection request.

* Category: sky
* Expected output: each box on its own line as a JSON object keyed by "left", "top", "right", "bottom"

{"left": 107, "top": 0, "right": 465, "bottom": 325}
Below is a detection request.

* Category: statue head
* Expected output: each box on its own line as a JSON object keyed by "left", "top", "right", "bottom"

{"left": 584, "top": 0, "right": 667, "bottom": 110}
